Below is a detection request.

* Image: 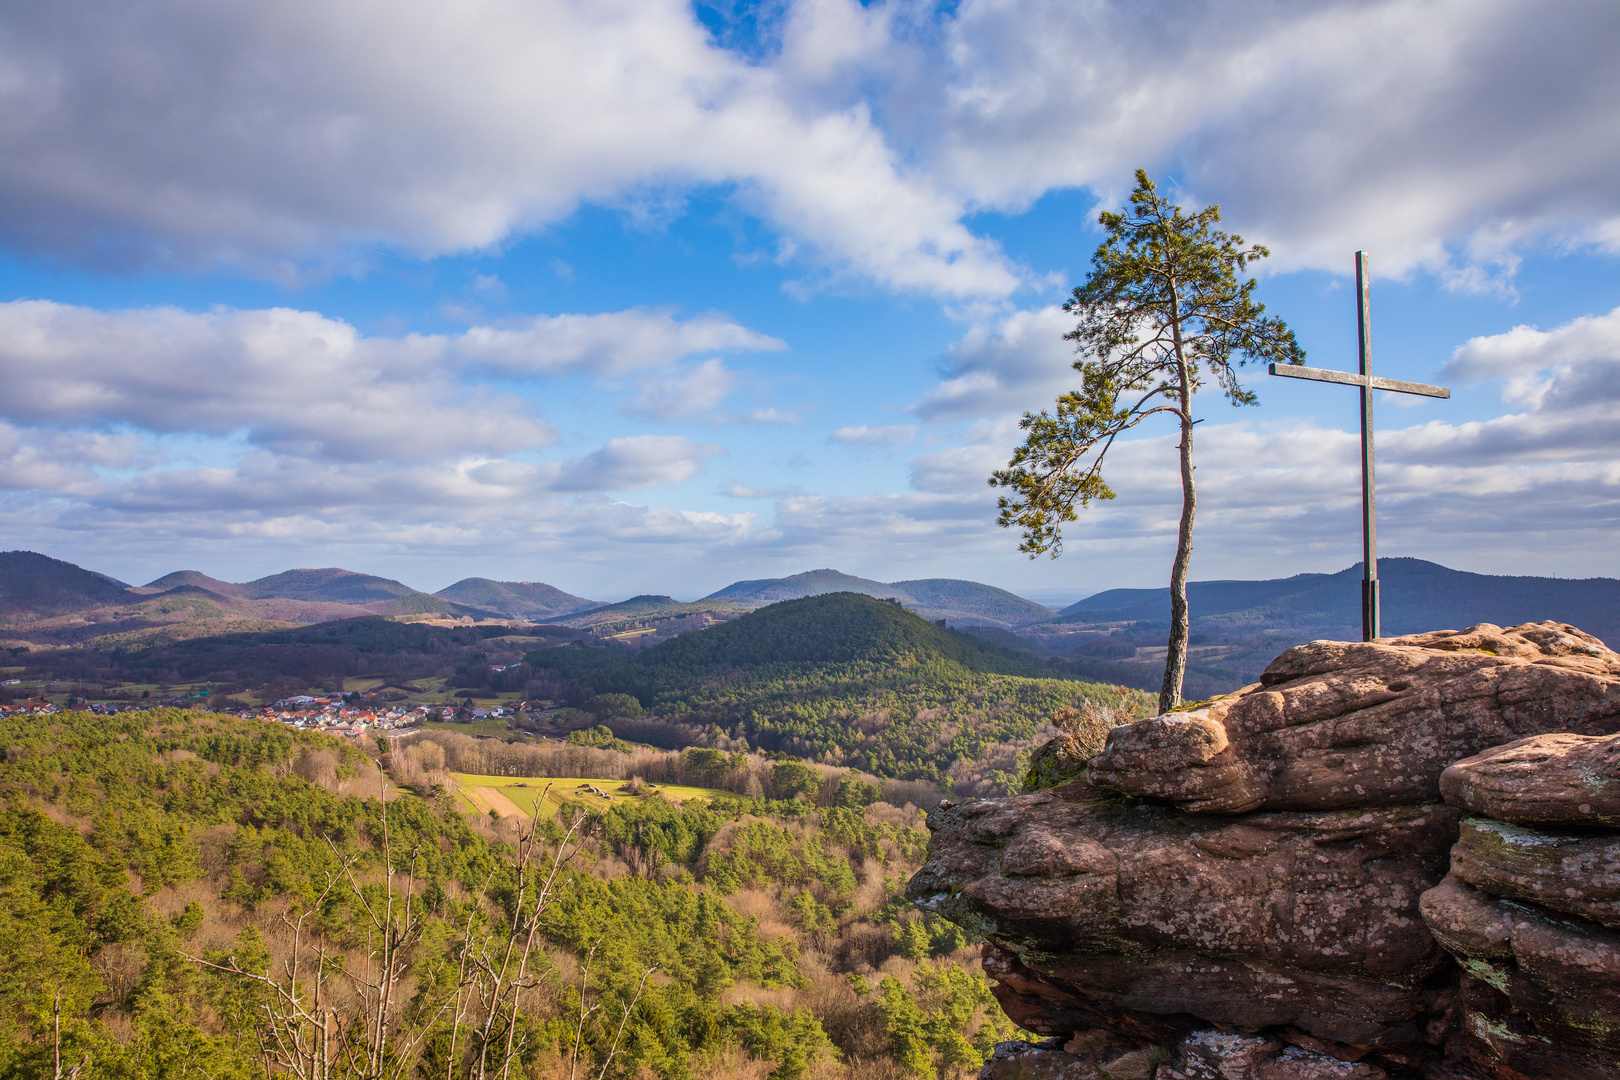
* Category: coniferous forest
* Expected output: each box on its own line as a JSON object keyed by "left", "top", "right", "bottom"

{"left": 0, "top": 592, "right": 1150, "bottom": 1077}
{"left": 0, "top": 706, "right": 1116, "bottom": 1079}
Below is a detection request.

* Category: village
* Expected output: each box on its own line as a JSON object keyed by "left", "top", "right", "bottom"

{"left": 0, "top": 676, "right": 558, "bottom": 741}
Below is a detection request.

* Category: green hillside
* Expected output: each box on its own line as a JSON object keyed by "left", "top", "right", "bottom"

{"left": 557, "top": 594, "right": 751, "bottom": 632}
{"left": 0, "top": 708, "right": 1022, "bottom": 1078}
{"left": 434, "top": 576, "right": 600, "bottom": 619}
{"left": 584, "top": 593, "right": 683, "bottom": 617}
{"left": 528, "top": 593, "right": 1148, "bottom": 782}
{"left": 641, "top": 591, "right": 1035, "bottom": 670}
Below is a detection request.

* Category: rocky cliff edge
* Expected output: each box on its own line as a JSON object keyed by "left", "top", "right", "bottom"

{"left": 907, "top": 622, "right": 1620, "bottom": 1080}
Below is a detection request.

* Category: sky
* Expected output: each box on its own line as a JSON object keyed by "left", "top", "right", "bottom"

{"left": 1, "top": 0, "right": 1618, "bottom": 605}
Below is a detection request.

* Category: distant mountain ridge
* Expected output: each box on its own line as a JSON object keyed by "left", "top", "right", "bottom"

{"left": 706, "top": 569, "right": 901, "bottom": 604}
{"left": 433, "top": 577, "right": 600, "bottom": 621}
{"left": 1056, "top": 558, "right": 1620, "bottom": 644}
{"left": 703, "top": 568, "right": 1054, "bottom": 628}
{"left": 142, "top": 570, "right": 242, "bottom": 596}
{"left": 10, "top": 549, "right": 1616, "bottom": 666}
{"left": 0, "top": 550, "right": 133, "bottom": 618}
{"left": 0, "top": 553, "right": 506, "bottom": 646}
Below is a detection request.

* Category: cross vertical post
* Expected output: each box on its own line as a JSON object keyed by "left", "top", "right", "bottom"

{"left": 1356, "top": 252, "right": 1378, "bottom": 640}
{"left": 1268, "top": 252, "right": 1450, "bottom": 643}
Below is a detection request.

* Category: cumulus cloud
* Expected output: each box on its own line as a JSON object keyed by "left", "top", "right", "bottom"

{"left": 913, "top": 306, "right": 1075, "bottom": 421}
{"left": 0, "top": 299, "right": 786, "bottom": 462}
{"left": 2, "top": 1, "right": 1614, "bottom": 293}
{"left": 0, "top": 0, "right": 1023, "bottom": 297}
{"left": 924, "top": 0, "right": 1620, "bottom": 282}
{"left": 0, "top": 298, "right": 739, "bottom": 548}
{"left": 1403, "top": 306, "right": 1620, "bottom": 464}
{"left": 1445, "top": 306, "right": 1620, "bottom": 405}
{"left": 461, "top": 309, "right": 782, "bottom": 377}
{"left": 547, "top": 436, "right": 724, "bottom": 492}
{"left": 827, "top": 423, "right": 915, "bottom": 450}
{"left": 0, "top": 300, "right": 557, "bottom": 462}
{"left": 870, "top": 301, "right": 1620, "bottom": 578}
{"left": 23, "top": 433, "right": 724, "bottom": 521}
{"left": 619, "top": 359, "right": 740, "bottom": 419}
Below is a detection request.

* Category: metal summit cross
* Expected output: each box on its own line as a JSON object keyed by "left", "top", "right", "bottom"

{"left": 1269, "top": 251, "right": 1450, "bottom": 642}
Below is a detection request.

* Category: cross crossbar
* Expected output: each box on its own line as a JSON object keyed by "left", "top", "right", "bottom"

{"left": 1268, "top": 363, "right": 1450, "bottom": 399}
{"left": 1267, "top": 251, "right": 1449, "bottom": 641}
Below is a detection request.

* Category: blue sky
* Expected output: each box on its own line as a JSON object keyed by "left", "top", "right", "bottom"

{"left": 1, "top": 0, "right": 1617, "bottom": 604}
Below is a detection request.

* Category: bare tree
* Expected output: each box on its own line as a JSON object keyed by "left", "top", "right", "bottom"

{"left": 186, "top": 776, "right": 593, "bottom": 1080}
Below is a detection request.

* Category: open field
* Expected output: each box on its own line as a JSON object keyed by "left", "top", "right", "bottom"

{"left": 451, "top": 772, "right": 728, "bottom": 818}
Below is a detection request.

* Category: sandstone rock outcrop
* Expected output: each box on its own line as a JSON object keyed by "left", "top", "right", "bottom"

{"left": 1417, "top": 732, "right": 1620, "bottom": 1077}
{"left": 911, "top": 795, "right": 1457, "bottom": 1045}
{"left": 906, "top": 623, "right": 1620, "bottom": 1080}
{"left": 1420, "top": 873, "right": 1620, "bottom": 1073}
{"left": 1440, "top": 731, "right": 1620, "bottom": 828}
{"left": 1088, "top": 623, "right": 1620, "bottom": 814}
{"left": 980, "top": 1030, "right": 1389, "bottom": 1080}
{"left": 1447, "top": 816, "right": 1620, "bottom": 928}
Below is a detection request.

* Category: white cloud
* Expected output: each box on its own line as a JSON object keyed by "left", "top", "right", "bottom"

{"left": 743, "top": 408, "right": 801, "bottom": 425}
{"left": 2, "top": 1, "right": 1615, "bottom": 295}
{"left": 0, "top": 423, "right": 128, "bottom": 493}
{"left": 827, "top": 423, "right": 916, "bottom": 451}
{"left": 1445, "top": 306, "right": 1620, "bottom": 405}
{"left": 804, "top": 0, "right": 1620, "bottom": 286}
{"left": 913, "top": 306, "right": 1075, "bottom": 421}
{"left": 460, "top": 309, "right": 783, "bottom": 377}
{"left": 0, "top": 298, "right": 740, "bottom": 543}
{"left": 0, "top": 0, "right": 1024, "bottom": 297}
{"left": 0, "top": 300, "right": 556, "bottom": 463}
{"left": 1415, "top": 306, "right": 1620, "bottom": 462}
{"left": 547, "top": 436, "right": 725, "bottom": 492}
{"left": 875, "top": 301, "right": 1620, "bottom": 577}
{"left": 619, "top": 359, "right": 740, "bottom": 419}
{"left": 0, "top": 300, "right": 788, "bottom": 463}
{"left": 12, "top": 432, "right": 723, "bottom": 520}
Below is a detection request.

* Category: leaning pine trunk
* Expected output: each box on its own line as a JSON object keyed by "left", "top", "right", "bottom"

{"left": 1161, "top": 316, "right": 1196, "bottom": 715}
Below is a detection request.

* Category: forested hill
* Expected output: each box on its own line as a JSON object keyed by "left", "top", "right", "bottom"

{"left": 887, "top": 578, "right": 1053, "bottom": 627}
{"left": 702, "top": 570, "right": 1054, "bottom": 628}
{"left": 0, "top": 549, "right": 132, "bottom": 617}
{"left": 433, "top": 576, "right": 601, "bottom": 620}
{"left": 527, "top": 593, "right": 1148, "bottom": 783}
{"left": 704, "top": 568, "right": 899, "bottom": 604}
{"left": 588, "top": 592, "right": 1053, "bottom": 676}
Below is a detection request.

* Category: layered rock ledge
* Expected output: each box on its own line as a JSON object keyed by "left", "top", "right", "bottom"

{"left": 1087, "top": 623, "right": 1618, "bottom": 814}
{"left": 907, "top": 623, "right": 1620, "bottom": 1079}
